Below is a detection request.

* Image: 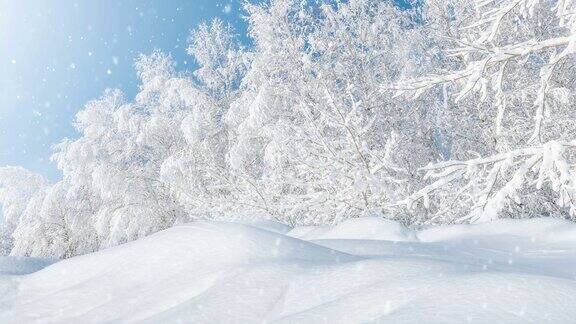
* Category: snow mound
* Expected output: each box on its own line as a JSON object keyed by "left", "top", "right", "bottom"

{"left": 288, "top": 217, "right": 417, "bottom": 242}
{"left": 1, "top": 218, "right": 576, "bottom": 323}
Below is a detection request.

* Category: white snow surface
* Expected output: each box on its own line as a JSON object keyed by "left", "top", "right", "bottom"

{"left": 1, "top": 217, "right": 576, "bottom": 323}
{"left": 287, "top": 217, "right": 418, "bottom": 241}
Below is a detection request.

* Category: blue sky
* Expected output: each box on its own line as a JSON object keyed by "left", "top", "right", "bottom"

{"left": 0, "top": 0, "right": 247, "bottom": 181}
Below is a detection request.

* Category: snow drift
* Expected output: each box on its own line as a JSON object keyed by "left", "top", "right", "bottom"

{"left": 1, "top": 217, "right": 576, "bottom": 323}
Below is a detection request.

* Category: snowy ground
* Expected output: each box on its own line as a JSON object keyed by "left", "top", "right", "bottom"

{"left": 1, "top": 217, "right": 576, "bottom": 323}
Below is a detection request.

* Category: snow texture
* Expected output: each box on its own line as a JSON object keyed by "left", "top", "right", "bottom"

{"left": 1, "top": 217, "right": 575, "bottom": 323}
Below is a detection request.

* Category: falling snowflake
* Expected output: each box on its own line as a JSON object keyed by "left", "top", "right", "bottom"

{"left": 223, "top": 3, "right": 232, "bottom": 14}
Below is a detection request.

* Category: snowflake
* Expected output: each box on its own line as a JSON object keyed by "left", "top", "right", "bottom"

{"left": 223, "top": 3, "right": 232, "bottom": 14}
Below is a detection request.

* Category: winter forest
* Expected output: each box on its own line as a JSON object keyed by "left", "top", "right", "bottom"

{"left": 2, "top": 0, "right": 576, "bottom": 258}
{"left": 2, "top": 0, "right": 576, "bottom": 322}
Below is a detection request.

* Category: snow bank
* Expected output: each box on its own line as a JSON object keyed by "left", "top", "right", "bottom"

{"left": 1, "top": 217, "right": 575, "bottom": 323}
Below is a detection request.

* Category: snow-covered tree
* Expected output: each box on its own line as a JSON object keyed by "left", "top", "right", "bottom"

{"left": 0, "top": 167, "right": 47, "bottom": 255}
{"left": 396, "top": 0, "right": 576, "bottom": 223}
{"left": 158, "top": 19, "right": 248, "bottom": 220}
{"left": 188, "top": 18, "right": 247, "bottom": 103}
{"left": 222, "top": 0, "right": 443, "bottom": 225}
{"left": 53, "top": 57, "right": 190, "bottom": 249}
